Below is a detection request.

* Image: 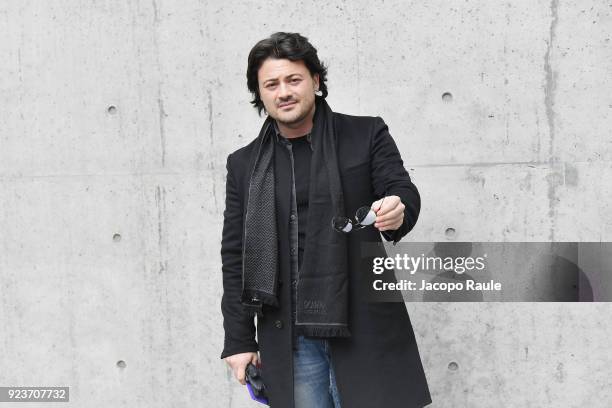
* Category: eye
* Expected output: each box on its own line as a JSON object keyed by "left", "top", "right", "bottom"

{"left": 265, "top": 83, "right": 277, "bottom": 89}
{"left": 291, "top": 78, "right": 301, "bottom": 84}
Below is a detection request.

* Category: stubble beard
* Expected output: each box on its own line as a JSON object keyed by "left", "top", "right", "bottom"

{"left": 270, "top": 97, "right": 315, "bottom": 128}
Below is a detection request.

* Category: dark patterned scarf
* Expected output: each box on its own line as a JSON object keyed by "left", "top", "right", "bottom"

{"left": 241, "top": 96, "right": 351, "bottom": 338}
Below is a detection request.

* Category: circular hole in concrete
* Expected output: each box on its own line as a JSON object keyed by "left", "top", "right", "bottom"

{"left": 116, "top": 360, "right": 126, "bottom": 368}
{"left": 448, "top": 361, "right": 459, "bottom": 371}
{"left": 442, "top": 92, "right": 453, "bottom": 102}
{"left": 445, "top": 227, "right": 456, "bottom": 238}
{"left": 113, "top": 233, "right": 121, "bottom": 242}
{"left": 107, "top": 105, "right": 117, "bottom": 115}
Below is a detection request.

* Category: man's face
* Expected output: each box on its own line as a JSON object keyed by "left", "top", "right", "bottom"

{"left": 257, "top": 58, "right": 320, "bottom": 127}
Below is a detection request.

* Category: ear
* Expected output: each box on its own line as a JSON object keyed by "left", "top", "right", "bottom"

{"left": 313, "top": 73, "right": 320, "bottom": 91}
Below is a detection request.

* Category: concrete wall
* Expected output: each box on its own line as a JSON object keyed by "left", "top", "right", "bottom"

{"left": 1, "top": 0, "right": 611, "bottom": 406}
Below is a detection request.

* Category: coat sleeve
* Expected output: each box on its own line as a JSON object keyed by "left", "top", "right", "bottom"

{"left": 220, "top": 153, "right": 258, "bottom": 359}
{"left": 370, "top": 116, "right": 421, "bottom": 244}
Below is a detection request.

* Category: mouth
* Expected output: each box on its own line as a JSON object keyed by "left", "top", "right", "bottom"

{"left": 279, "top": 101, "right": 297, "bottom": 109}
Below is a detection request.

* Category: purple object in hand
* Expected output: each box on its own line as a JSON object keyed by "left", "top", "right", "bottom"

{"left": 245, "top": 363, "right": 269, "bottom": 405}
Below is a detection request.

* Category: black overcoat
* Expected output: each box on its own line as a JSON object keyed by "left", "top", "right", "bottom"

{"left": 221, "top": 109, "right": 432, "bottom": 407}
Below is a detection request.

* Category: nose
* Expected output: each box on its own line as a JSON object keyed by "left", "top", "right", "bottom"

{"left": 278, "top": 82, "right": 291, "bottom": 99}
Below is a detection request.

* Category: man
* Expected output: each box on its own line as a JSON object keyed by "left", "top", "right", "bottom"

{"left": 220, "top": 32, "right": 431, "bottom": 407}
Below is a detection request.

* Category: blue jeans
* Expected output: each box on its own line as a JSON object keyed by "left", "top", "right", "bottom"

{"left": 293, "top": 335, "right": 342, "bottom": 408}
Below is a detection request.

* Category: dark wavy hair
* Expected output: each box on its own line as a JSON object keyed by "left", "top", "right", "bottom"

{"left": 246, "top": 32, "right": 329, "bottom": 116}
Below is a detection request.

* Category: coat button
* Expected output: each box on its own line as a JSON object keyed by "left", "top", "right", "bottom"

{"left": 274, "top": 320, "right": 283, "bottom": 329}
{"left": 290, "top": 247, "right": 296, "bottom": 255}
{"left": 290, "top": 213, "right": 296, "bottom": 221}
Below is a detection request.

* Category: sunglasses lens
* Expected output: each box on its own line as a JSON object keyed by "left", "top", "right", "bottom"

{"left": 332, "top": 216, "right": 352, "bottom": 232}
{"left": 355, "top": 206, "right": 376, "bottom": 226}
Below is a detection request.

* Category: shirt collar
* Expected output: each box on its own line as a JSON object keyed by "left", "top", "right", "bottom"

{"left": 272, "top": 120, "right": 287, "bottom": 144}
{"left": 272, "top": 120, "right": 313, "bottom": 148}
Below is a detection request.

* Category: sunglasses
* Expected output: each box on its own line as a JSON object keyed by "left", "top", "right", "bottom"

{"left": 332, "top": 197, "right": 385, "bottom": 233}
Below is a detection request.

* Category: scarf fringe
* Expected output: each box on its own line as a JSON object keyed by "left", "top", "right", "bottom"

{"left": 298, "top": 325, "right": 351, "bottom": 338}
{"left": 241, "top": 290, "right": 279, "bottom": 317}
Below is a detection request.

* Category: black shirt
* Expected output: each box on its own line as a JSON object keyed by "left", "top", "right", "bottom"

{"left": 288, "top": 134, "right": 312, "bottom": 270}
{"left": 273, "top": 121, "right": 313, "bottom": 349}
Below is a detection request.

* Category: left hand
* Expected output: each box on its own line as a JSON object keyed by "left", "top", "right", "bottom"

{"left": 371, "top": 195, "right": 405, "bottom": 231}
